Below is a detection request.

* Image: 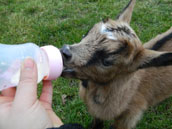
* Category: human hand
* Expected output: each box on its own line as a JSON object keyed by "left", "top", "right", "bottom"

{"left": 0, "top": 58, "right": 63, "bottom": 129}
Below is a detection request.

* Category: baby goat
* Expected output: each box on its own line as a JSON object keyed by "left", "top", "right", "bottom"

{"left": 61, "top": 0, "right": 172, "bottom": 129}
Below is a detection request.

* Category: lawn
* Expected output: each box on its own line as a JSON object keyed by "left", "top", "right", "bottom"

{"left": 0, "top": 0, "right": 172, "bottom": 128}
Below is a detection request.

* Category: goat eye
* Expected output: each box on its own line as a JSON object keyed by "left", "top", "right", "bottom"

{"left": 102, "top": 59, "right": 113, "bottom": 66}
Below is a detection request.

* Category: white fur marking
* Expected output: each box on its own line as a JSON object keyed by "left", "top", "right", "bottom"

{"left": 107, "top": 34, "right": 117, "bottom": 40}
{"left": 101, "top": 24, "right": 117, "bottom": 40}
{"left": 101, "top": 24, "right": 107, "bottom": 33}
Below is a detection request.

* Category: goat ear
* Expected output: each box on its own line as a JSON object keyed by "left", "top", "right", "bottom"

{"left": 136, "top": 49, "right": 172, "bottom": 69}
{"left": 116, "top": 0, "right": 136, "bottom": 24}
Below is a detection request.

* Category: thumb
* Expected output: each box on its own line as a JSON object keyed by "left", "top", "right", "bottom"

{"left": 13, "top": 58, "right": 38, "bottom": 108}
{"left": 47, "top": 110, "right": 63, "bottom": 127}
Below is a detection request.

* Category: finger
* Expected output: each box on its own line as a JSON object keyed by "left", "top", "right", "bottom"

{"left": 13, "top": 58, "right": 38, "bottom": 108}
{"left": 47, "top": 110, "right": 63, "bottom": 127}
{"left": 0, "top": 96, "right": 14, "bottom": 104}
{"left": 40, "top": 80, "right": 53, "bottom": 107}
{"left": 1, "top": 87, "right": 16, "bottom": 97}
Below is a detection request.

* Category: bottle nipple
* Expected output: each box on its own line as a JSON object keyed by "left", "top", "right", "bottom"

{"left": 41, "top": 45, "right": 63, "bottom": 80}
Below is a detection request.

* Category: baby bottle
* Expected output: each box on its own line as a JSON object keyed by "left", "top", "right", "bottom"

{"left": 0, "top": 43, "right": 63, "bottom": 91}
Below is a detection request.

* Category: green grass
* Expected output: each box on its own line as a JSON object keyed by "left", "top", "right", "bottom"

{"left": 0, "top": 0, "right": 172, "bottom": 128}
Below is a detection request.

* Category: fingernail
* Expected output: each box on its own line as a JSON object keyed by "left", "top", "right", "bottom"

{"left": 24, "top": 58, "right": 34, "bottom": 70}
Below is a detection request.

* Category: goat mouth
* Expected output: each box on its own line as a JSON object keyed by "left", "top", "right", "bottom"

{"left": 61, "top": 68, "right": 76, "bottom": 78}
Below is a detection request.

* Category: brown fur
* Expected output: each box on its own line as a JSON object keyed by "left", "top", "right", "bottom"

{"left": 61, "top": 0, "right": 172, "bottom": 129}
{"left": 144, "top": 27, "right": 172, "bottom": 51}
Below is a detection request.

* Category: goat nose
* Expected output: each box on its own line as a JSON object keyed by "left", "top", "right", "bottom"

{"left": 61, "top": 45, "right": 72, "bottom": 60}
